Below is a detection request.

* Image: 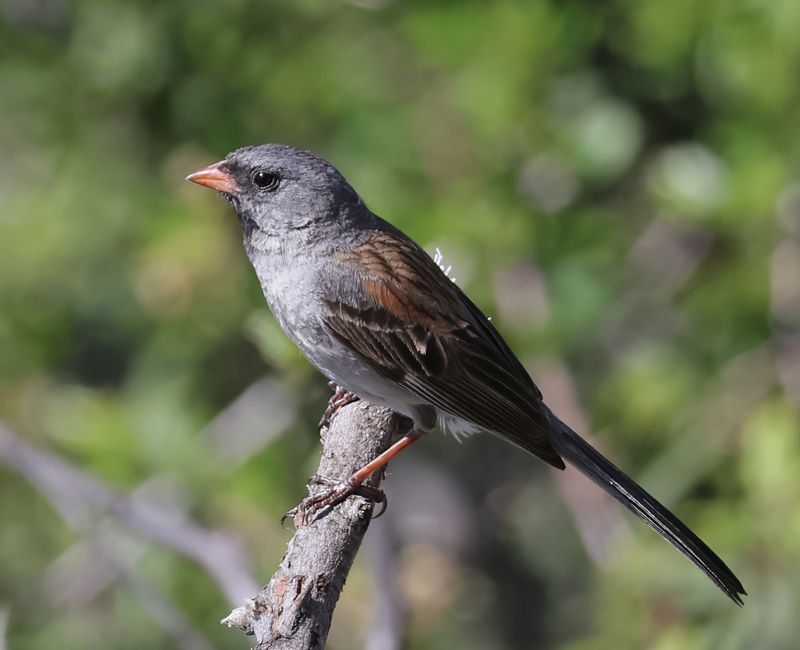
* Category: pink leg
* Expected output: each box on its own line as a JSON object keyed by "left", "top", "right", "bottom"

{"left": 286, "top": 430, "right": 425, "bottom": 526}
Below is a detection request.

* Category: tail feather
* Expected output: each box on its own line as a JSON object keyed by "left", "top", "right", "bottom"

{"left": 546, "top": 408, "right": 746, "bottom": 605}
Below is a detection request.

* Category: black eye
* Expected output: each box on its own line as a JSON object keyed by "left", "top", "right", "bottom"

{"left": 252, "top": 170, "right": 280, "bottom": 190}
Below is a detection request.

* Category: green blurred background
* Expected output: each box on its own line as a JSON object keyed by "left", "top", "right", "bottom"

{"left": 1, "top": 1, "right": 799, "bottom": 648}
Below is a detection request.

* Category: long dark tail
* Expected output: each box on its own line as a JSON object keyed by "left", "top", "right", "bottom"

{"left": 545, "top": 408, "right": 746, "bottom": 605}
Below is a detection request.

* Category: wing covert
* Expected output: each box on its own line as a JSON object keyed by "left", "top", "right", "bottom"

{"left": 324, "top": 230, "right": 564, "bottom": 469}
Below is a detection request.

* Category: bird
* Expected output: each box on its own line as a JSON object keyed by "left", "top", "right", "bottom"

{"left": 186, "top": 143, "right": 746, "bottom": 605}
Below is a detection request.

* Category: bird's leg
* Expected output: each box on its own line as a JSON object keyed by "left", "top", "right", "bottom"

{"left": 285, "top": 430, "right": 425, "bottom": 526}
{"left": 318, "top": 382, "right": 360, "bottom": 431}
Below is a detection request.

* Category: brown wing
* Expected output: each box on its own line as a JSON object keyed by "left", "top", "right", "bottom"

{"left": 324, "top": 230, "right": 564, "bottom": 469}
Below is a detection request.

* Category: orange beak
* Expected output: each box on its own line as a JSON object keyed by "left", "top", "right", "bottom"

{"left": 185, "top": 161, "right": 242, "bottom": 194}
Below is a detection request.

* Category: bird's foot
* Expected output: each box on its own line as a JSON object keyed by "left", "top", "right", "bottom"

{"left": 282, "top": 474, "right": 386, "bottom": 527}
{"left": 318, "top": 383, "right": 360, "bottom": 431}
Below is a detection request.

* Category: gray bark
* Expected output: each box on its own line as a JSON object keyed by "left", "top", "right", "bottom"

{"left": 222, "top": 401, "right": 405, "bottom": 649}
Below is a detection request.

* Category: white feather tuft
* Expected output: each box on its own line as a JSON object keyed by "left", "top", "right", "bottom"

{"left": 433, "top": 247, "right": 457, "bottom": 283}
{"left": 438, "top": 413, "right": 482, "bottom": 442}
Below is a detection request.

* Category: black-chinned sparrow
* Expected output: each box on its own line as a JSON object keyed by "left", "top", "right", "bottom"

{"left": 187, "top": 143, "right": 745, "bottom": 604}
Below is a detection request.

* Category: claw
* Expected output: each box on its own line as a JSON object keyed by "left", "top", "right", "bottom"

{"left": 282, "top": 430, "right": 424, "bottom": 528}
{"left": 319, "top": 385, "right": 360, "bottom": 431}
{"left": 370, "top": 491, "right": 388, "bottom": 519}
{"left": 282, "top": 476, "right": 386, "bottom": 527}
{"left": 280, "top": 508, "right": 296, "bottom": 528}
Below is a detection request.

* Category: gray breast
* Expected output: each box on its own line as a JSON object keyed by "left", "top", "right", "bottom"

{"left": 247, "top": 245, "right": 438, "bottom": 431}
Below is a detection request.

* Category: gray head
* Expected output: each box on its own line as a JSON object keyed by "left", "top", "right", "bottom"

{"left": 186, "top": 143, "right": 363, "bottom": 238}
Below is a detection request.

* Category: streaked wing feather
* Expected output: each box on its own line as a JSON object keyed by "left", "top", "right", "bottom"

{"left": 324, "top": 230, "right": 564, "bottom": 469}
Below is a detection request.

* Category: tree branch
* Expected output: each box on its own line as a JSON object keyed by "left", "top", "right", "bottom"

{"left": 222, "top": 400, "right": 405, "bottom": 650}
{"left": 0, "top": 421, "right": 259, "bottom": 604}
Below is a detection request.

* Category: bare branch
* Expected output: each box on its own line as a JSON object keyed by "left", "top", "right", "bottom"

{"left": 222, "top": 401, "right": 404, "bottom": 650}
{"left": 0, "top": 422, "right": 234, "bottom": 649}
{"left": 200, "top": 377, "right": 299, "bottom": 468}
{"left": 0, "top": 421, "right": 259, "bottom": 604}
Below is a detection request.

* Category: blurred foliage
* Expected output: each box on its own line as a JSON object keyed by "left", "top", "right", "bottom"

{"left": 1, "top": 0, "right": 799, "bottom": 648}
